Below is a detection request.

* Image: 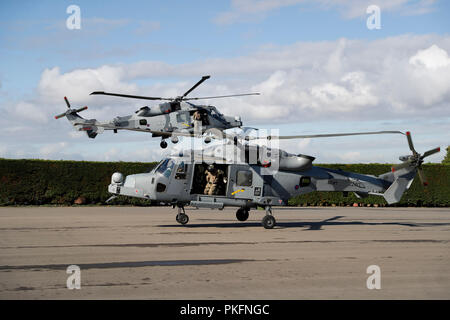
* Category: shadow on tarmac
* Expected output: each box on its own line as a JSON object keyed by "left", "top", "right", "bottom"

{"left": 159, "top": 215, "right": 450, "bottom": 230}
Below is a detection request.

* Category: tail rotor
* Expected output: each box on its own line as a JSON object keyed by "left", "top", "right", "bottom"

{"left": 392, "top": 131, "right": 440, "bottom": 186}
{"left": 54, "top": 97, "right": 88, "bottom": 119}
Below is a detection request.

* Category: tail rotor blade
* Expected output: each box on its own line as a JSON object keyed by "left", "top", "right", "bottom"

{"left": 54, "top": 112, "right": 67, "bottom": 119}
{"left": 64, "top": 96, "right": 71, "bottom": 108}
{"left": 422, "top": 147, "right": 440, "bottom": 159}
{"left": 75, "top": 106, "right": 88, "bottom": 113}
{"left": 405, "top": 131, "right": 417, "bottom": 155}
{"left": 417, "top": 167, "right": 428, "bottom": 186}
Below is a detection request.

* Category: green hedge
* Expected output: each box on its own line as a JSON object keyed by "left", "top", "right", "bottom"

{"left": 0, "top": 159, "right": 448, "bottom": 206}
{"left": 0, "top": 159, "right": 157, "bottom": 206}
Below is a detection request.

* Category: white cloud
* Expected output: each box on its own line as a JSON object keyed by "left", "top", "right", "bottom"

{"left": 10, "top": 101, "right": 48, "bottom": 124}
{"left": 409, "top": 44, "right": 450, "bottom": 69}
{"left": 309, "top": 71, "right": 378, "bottom": 112}
{"left": 2, "top": 34, "right": 449, "bottom": 163}
{"left": 38, "top": 66, "right": 138, "bottom": 104}
{"left": 39, "top": 142, "right": 68, "bottom": 157}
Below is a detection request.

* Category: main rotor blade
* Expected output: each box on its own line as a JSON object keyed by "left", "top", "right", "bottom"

{"left": 261, "top": 130, "right": 405, "bottom": 140}
{"left": 180, "top": 75, "right": 210, "bottom": 99}
{"left": 90, "top": 91, "right": 172, "bottom": 101}
{"left": 184, "top": 93, "right": 260, "bottom": 100}
{"left": 421, "top": 147, "right": 440, "bottom": 159}
{"left": 417, "top": 167, "right": 428, "bottom": 186}
{"left": 405, "top": 131, "right": 417, "bottom": 155}
{"left": 64, "top": 96, "right": 70, "bottom": 108}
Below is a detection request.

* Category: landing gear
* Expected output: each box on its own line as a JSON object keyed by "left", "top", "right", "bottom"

{"left": 160, "top": 140, "right": 168, "bottom": 149}
{"left": 262, "top": 206, "right": 276, "bottom": 229}
{"left": 176, "top": 206, "right": 189, "bottom": 225}
{"left": 176, "top": 214, "right": 189, "bottom": 225}
{"left": 236, "top": 208, "right": 249, "bottom": 221}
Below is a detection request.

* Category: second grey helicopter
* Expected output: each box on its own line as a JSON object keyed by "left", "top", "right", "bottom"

{"left": 55, "top": 76, "right": 258, "bottom": 148}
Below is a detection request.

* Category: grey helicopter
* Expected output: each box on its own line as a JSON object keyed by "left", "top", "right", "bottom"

{"left": 106, "top": 129, "right": 440, "bottom": 229}
{"left": 54, "top": 76, "right": 258, "bottom": 148}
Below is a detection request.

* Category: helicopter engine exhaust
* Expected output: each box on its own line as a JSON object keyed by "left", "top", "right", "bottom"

{"left": 277, "top": 154, "right": 315, "bottom": 171}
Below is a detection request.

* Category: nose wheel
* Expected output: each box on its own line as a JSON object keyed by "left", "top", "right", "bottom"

{"left": 176, "top": 206, "right": 189, "bottom": 225}
{"left": 160, "top": 140, "right": 168, "bottom": 149}
{"left": 236, "top": 208, "right": 249, "bottom": 221}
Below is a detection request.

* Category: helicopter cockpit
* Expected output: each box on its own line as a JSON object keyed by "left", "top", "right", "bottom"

{"left": 153, "top": 158, "right": 175, "bottom": 178}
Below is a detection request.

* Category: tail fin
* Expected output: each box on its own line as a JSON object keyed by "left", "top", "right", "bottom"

{"left": 55, "top": 97, "right": 102, "bottom": 139}
{"left": 383, "top": 170, "right": 415, "bottom": 204}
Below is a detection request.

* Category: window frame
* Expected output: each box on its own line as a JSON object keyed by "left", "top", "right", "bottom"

{"left": 236, "top": 170, "right": 253, "bottom": 187}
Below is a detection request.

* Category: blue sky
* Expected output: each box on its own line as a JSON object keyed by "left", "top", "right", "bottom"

{"left": 0, "top": 0, "right": 449, "bottom": 163}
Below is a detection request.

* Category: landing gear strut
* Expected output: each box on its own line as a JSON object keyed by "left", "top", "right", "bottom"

{"left": 262, "top": 206, "right": 276, "bottom": 229}
{"left": 236, "top": 208, "right": 249, "bottom": 221}
{"left": 176, "top": 206, "right": 189, "bottom": 225}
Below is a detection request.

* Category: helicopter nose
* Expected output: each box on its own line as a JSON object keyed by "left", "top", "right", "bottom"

{"left": 225, "top": 115, "right": 242, "bottom": 127}
{"left": 108, "top": 171, "right": 157, "bottom": 200}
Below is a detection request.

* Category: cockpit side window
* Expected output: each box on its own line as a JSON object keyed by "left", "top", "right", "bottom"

{"left": 156, "top": 158, "right": 170, "bottom": 174}
{"left": 175, "top": 161, "right": 187, "bottom": 179}
{"left": 163, "top": 159, "right": 175, "bottom": 178}
{"left": 210, "top": 106, "right": 222, "bottom": 116}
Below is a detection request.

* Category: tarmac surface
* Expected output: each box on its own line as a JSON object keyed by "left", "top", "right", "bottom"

{"left": 0, "top": 206, "right": 449, "bottom": 299}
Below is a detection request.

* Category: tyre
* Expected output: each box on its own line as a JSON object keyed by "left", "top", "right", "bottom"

{"left": 236, "top": 208, "right": 249, "bottom": 221}
{"left": 178, "top": 214, "right": 189, "bottom": 225}
{"left": 262, "top": 215, "right": 276, "bottom": 229}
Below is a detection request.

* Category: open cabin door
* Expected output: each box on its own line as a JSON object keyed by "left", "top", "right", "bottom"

{"left": 190, "top": 163, "right": 228, "bottom": 196}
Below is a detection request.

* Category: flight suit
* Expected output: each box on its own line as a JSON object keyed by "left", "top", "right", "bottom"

{"left": 204, "top": 169, "right": 224, "bottom": 195}
{"left": 193, "top": 111, "right": 202, "bottom": 135}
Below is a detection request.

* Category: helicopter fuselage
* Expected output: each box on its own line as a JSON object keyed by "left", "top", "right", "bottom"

{"left": 107, "top": 154, "right": 412, "bottom": 210}
{"left": 105, "top": 133, "right": 426, "bottom": 229}
{"left": 106, "top": 102, "right": 242, "bottom": 136}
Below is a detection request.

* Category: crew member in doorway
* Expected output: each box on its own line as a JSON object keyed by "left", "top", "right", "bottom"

{"left": 193, "top": 110, "right": 202, "bottom": 135}
{"left": 204, "top": 164, "right": 225, "bottom": 195}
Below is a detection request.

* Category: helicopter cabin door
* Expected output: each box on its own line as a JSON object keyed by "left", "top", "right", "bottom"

{"left": 227, "top": 165, "right": 263, "bottom": 200}
{"left": 175, "top": 111, "right": 191, "bottom": 130}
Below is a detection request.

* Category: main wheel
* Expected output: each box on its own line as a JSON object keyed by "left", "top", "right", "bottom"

{"left": 262, "top": 215, "right": 276, "bottom": 229}
{"left": 236, "top": 208, "right": 249, "bottom": 221}
{"left": 176, "top": 214, "right": 189, "bottom": 225}
{"left": 160, "top": 140, "right": 168, "bottom": 149}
